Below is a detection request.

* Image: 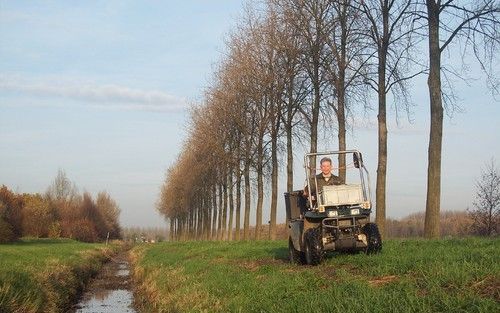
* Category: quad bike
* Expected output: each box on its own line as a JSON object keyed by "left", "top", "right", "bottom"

{"left": 284, "top": 150, "right": 382, "bottom": 265}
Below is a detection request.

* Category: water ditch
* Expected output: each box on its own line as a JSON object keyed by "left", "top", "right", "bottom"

{"left": 73, "top": 252, "right": 137, "bottom": 313}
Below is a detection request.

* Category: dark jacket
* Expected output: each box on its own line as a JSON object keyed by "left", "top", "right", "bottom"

{"left": 305, "top": 173, "right": 342, "bottom": 196}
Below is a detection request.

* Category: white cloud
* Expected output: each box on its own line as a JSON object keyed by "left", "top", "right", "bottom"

{"left": 0, "top": 75, "right": 188, "bottom": 112}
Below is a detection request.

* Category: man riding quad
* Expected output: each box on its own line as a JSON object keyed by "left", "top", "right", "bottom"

{"left": 284, "top": 150, "right": 382, "bottom": 265}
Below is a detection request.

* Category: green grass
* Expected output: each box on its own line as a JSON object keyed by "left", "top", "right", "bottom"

{"left": 131, "top": 238, "right": 499, "bottom": 313}
{"left": 0, "top": 238, "right": 119, "bottom": 313}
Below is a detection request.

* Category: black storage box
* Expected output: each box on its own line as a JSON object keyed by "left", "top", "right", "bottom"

{"left": 284, "top": 191, "right": 305, "bottom": 220}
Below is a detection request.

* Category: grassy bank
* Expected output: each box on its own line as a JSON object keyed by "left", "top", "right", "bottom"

{"left": 131, "top": 238, "right": 499, "bottom": 313}
{"left": 0, "top": 238, "right": 120, "bottom": 313}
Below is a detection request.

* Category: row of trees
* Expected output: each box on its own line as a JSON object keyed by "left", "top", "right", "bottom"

{"left": 229, "top": 210, "right": 481, "bottom": 239}
{"left": 386, "top": 211, "right": 474, "bottom": 238}
{"left": 0, "top": 170, "right": 122, "bottom": 243}
{"left": 158, "top": 0, "right": 499, "bottom": 241}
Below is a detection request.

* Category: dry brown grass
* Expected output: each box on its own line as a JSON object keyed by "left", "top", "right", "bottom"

{"left": 368, "top": 275, "right": 399, "bottom": 287}
{"left": 470, "top": 275, "right": 500, "bottom": 302}
{"left": 0, "top": 283, "right": 39, "bottom": 313}
{"left": 37, "top": 246, "right": 117, "bottom": 312}
{"left": 130, "top": 246, "right": 225, "bottom": 313}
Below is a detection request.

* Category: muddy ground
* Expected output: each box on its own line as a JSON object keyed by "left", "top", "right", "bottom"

{"left": 73, "top": 252, "right": 137, "bottom": 313}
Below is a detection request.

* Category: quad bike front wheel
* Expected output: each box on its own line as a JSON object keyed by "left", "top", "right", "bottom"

{"left": 362, "top": 223, "right": 382, "bottom": 254}
{"left": 304, "top": 228, "right": 323, "bottom": 265}
{"left": 288, "top": 237, "right": 305, "bottom": 265}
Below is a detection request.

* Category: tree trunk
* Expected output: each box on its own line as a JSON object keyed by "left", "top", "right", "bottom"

{"left": 310, "top": 78, "right": 320, "bottom": 174}
{"left": 488, "top": 203, "right": 493, "bottom": 236}
{"left": 235, "top": 169, "right": 242, "bottom": 240}
{"left": 286, "top": 85, "right": 294, "bottom": 193}
{"left": 204, "top": 192, "right": 211, "bottom": 240}
{"left": 173, "top": 218, "right": 177, "bottom": 241}
{"left": 191, "top": 204, "right": 195, "bottom": 239}
{"left": 188, "top": 209, "right": 194, "bottom": 240}
{"left": 376, "top": 46, "right": 388, "bottom": 238}
{"left": 179, "top": 217, "right": 184, "bottom": 241}
{"left": 255, "top": 137, "right": 264, "bottom": 240}
{"left": 270, "top": 128, "right": 278, "bottom": 240}
{"left": 227, "top": 171, "right": 234, "bottom": 241}
{"left": 337, "top": 87, "right": 346, "bottom": 182}
{"left": 243, "top": 161, "right": 251, "bottom": 240}
{"left": 172, "top": 218, "right": 177, "bottom": 241}
{"left": 169, "top": 218, "right": 174, "bottom": 241}
{"left": 211, "top": 184, "right": 217, "bottom": 240}
{"left": 217, "top": 183, "right": 223, "bottom": 240}
{"left": 196, "top": 199, "right": 201, "bottom": 239}
{"left": 337, "top": 19, "right": 347, "bottom": 182}
{"left": 424, "top": 0, "right": 443, "bottom": 239}
{"left": 222, "top": 179, "right": 228, "bottom": 241}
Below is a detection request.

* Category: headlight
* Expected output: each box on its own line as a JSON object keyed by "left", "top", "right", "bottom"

{"left": 350, "top": 208, "right": 360, "bottom": 215}
{"left": 327, "top": 210, "right": 338, "bottom": 217}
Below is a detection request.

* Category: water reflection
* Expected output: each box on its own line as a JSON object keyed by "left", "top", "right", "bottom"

{"left": 74, "top": 256, "right": 136, "bottom": 313}
{"left": 75, "top": 289, "right": 135, "bottom": 313}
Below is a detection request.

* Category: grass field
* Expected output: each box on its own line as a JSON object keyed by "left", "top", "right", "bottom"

{"left": 131, "top": 238, "right": 499, "bottom": 313}
{"left": 0, "top": 238, "right": 119, "bottom": 313}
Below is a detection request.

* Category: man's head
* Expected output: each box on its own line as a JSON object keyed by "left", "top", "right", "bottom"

{"left": 320, "top": 157, "right": 332, "bottom": 176}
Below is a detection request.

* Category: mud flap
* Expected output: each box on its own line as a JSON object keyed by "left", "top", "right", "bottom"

{"left": 289, "top": 220, "right": 304, "bottom": 251}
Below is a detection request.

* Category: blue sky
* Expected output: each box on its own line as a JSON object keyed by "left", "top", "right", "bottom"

{"left": 0, "top": 1, "right": 245, "bottom": 227}
{"left": 1, "top": 1, "right": 499, "bottom": 228}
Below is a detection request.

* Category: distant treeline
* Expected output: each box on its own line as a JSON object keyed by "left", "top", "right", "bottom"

{"left": 0, "top": 170, "right": 121, "bottom": 243}
{"left": 130, "top": 210, "right": 478, "bottom": 242}
{"left": 385, "top": 211, "right": 476, "bottom": 238}
{"left": 122, "top": 226, "right": 167, "bottom": 243}
{"left": 259, "top": 211, "right": 478, "bottom": 240}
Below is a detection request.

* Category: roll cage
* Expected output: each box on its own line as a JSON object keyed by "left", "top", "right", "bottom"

{"left": 304, "top": 150, "right": 372, "bottom": 211}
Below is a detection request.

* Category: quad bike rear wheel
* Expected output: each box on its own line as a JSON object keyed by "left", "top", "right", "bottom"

{"left": 288, "top": 238, "right": 305, "bottom": 265}
{"left": 363, "top": 223, "right": 382, "bottom": 254}
{"left": 304, "top": 228, "right": 323, "bottom": 265}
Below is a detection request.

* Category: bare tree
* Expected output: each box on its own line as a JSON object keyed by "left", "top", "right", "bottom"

{"left": 324, "top": 0, "right": 370, "bottom": 182}
{"left": 277, "top": 0, "right": 332, "bottom": 173}
{"left": 46, "top": 169, "right": 77, "bottom": 201}
{"left": 269, "top": 0, "right": 310, "bottom": 195}
{"left": 358, "top": 0, "right": 421, "bottom": 237}
{"left": 469, "top": 159, "right": 500, "bottom": 236}
{"left": 420, "top": 0, "right": 499, "bottom": 238}
{"left": 231, "top": 10, "right": 276, "bottom": 240}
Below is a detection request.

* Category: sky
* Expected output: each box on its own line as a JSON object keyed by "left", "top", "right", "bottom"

{"left": 1, "top": 1, "right": 499, "bottom": 228}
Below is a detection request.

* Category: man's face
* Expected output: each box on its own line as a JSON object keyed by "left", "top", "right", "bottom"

{"left": 320, "top": 161, "right": 332, "bottom": 176}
